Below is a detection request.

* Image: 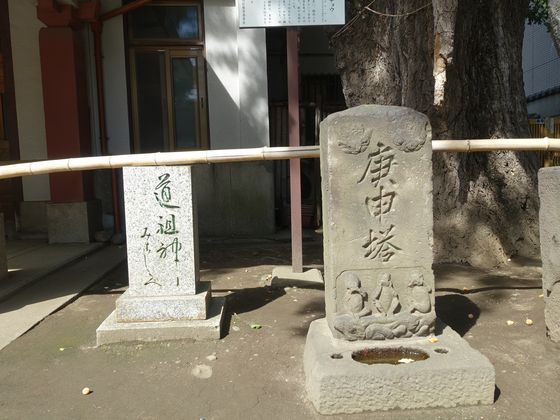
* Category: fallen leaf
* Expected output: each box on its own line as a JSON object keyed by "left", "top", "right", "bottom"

{"left": 428, "top": 336, "right": 439, "bottom": 343}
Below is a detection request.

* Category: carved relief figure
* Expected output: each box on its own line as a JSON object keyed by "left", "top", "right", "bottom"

{"left": 408, "top": 272, "right": 432, "bottom": 314}
{"left": 371, "top": 273, "right": 400, "bottom": 315}
{"left": 341, "top": 272, "right": 371, "bottom": 318}
{"left": 336, "top": 127, "right": 372, "bottom": 154}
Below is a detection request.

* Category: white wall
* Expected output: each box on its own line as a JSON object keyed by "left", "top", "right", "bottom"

{"left": 83, "top": 0, "right": 274, "bottom": 235}
{"left": 89, "top": 0, "right": 270, "bottom": 153}
{"left": 198, "top": 0, "right": 273, "bottom": 236}
{"left": 204, "top": 0, "right": 270, "bottom": 149}
{"left": 99, "top": 0, "right": 131, "bottom": 155}
{"left": 8, "top": 0, "right": 50, "bottom": 202}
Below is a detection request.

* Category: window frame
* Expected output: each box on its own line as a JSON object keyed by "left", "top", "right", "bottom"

{"left": 127, "top": 0, "right": 205, "bottom": 47}
{"left": 125, "top": 0, "right": 209, "bottom": 153}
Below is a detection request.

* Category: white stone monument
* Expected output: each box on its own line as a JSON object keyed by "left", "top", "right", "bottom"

{"left": 97, "top": 166, "right": 225, "bottom": 345}
{"left": 303, "top": 105, "right": 495, "bottom": 414}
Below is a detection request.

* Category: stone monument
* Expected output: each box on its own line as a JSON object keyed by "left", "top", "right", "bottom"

{"left": 538, "top": 167, "right": 560, "bottom": 343}
{"left": 303, "top": 105, "right": 495, "bottom": 414}
{"left": 97, "top": 166, "right": 225, "bottom": 345}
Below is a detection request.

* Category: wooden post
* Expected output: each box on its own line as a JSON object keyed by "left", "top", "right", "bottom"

{"left": 287, "top": 28, "right": 303, "bottom": 273}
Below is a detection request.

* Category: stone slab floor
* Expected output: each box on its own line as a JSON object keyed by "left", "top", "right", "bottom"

{"left": 0, "top": 236, "right": 559, "bottom": 420}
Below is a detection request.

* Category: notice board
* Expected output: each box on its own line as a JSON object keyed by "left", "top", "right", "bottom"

{"left": 239, "top": 0, "right": 345, "bottom": 28}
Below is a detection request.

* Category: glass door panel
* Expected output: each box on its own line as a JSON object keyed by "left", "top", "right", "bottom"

{"left": 171, "top": 56, "right": 199, "bottom": 149}
{"left": 133, "top": 51, "right": 168, "bottom": 153}
{"left": 129, "top": 5, "right": 201, "bottom": 41}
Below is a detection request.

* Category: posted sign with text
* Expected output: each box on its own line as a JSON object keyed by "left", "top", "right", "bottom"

{"left": 239, "top": 0, "right": 345, "bottom": 28}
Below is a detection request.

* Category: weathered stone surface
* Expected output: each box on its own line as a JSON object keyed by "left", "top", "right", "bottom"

{"left": 304, "top": 318, "right": 495, "bottom": 414}
{"left": 538, "top": 167, "right": 560, "bottom": 342}
{"left": 47, "top": 201, "right": 102, "bottom": 243}
{"left": 270, "top": 266, "right": 323, "bottom": 288}
{"left": 0, "top": 213, "right": 7, "bottom": 280}
{"left": 116, "top": 283, "right": 210, "bottom": 322}
{"left": 305, "top": 106, "right": 495, "bottom": 414}
{"left": 97, "top": 297, "right": 226, "bottom": 345}
{"left": 124, "top": 166, "right": 199, "bottom": 296}
{"left": 321, "top": 105, "right": 435, "bottom": 340}
{"left": 97, "top": 166, "right": 225, "bottom": 345}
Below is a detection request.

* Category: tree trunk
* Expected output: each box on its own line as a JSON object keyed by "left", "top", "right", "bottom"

{"left": 549, "top": 0, "right": 560, "bottom": 53}
{"left": 331, "top": 0, "right": 539, "bottom": 267}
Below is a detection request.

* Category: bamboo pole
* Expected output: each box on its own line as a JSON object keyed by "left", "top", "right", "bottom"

{"left": 1, "top": 138, "right": 560, "bottom": 181}
{"left": 0, "top": 146, "right": 321, "bottom": 180}
{"left": 432, "top": 138, "right": 559, "bottom": 152}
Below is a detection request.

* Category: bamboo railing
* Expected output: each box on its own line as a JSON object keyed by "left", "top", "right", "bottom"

{"left": 0, "top": 138, "right": 558, "bottom": 181}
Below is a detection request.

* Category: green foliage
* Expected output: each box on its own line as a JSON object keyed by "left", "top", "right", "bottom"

{"left": 528, "top": 0, "right": 549, "bottom": 24}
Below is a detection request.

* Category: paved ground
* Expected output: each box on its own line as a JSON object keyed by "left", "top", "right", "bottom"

{"left": 0, "top": 236, "right": 559, "bottom": 420}
{"left": 0, "top": 240, "right": 102, "bottom": 301}
{"left": 0, "top": 245, "right": 126, "bottom": 350}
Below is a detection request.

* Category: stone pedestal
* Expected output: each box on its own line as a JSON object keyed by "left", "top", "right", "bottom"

{"left": 538, "top": 167, "right": 560, "bottom": 343}
{"left": 304, "top": 319, "right": 495, "bottom": 414}
{"left": 304, "top": 105, "right": 495, "bottom": 414}
{"left": 97, "top": 166, "right": 225, "bottom": 345}
{"left": 47, "top": 201, "right": 102, "bottom": 243}
{"left": 0, "top": 213, "right": 7, "bottom": 280}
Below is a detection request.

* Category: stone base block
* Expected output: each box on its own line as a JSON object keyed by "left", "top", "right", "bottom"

{"left": 47, "top": 201, "right": 102, "bottom": 243}
{"left": 96, "top": 297, "right": 226, "bottom": 346}
{"left": 116, "top": 282, "right": 211, "bottom": 322}
{"left": 304, "top": 318, "right": 495, "bottom": 415}
{"left": 270, "top": 266, "right": 323, "bottom": 288}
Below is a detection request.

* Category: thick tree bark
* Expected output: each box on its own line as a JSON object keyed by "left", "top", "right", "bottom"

{"left": 331, "top": 0, "right": 539, "bottom": 266}
{"left": 549, "top": 0, "right": 560, "bottom": 52}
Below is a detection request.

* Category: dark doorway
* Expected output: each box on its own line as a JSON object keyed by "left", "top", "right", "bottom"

{"left": 266, "top": 27, "right": 346, "bottom": 229}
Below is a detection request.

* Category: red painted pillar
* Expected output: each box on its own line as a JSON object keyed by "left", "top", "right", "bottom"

{"left": 37, "top": 1, "right": 96, "bottom": 203}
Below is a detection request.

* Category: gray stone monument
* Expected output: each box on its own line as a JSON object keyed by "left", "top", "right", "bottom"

{"left": 97, "top": 166, "right": 225, "bottom": 345}
{"left": 303, "top": 105, "right": 495, "bottom": 414}
{"left": 538, "top": 167, "right": 560, "bottom": 343}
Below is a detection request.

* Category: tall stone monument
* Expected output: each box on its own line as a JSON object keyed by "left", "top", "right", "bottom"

{"left": 304, "top": 106, "right": 495, "bottom": 414}
{"left": 538, "top": 167, "right": 560, "bottom": 343}
{"left": 97, "top": 166, "right": 225, "bottom": 345}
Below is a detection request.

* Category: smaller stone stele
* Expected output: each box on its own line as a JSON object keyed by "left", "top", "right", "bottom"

{"left": 96, "top": 166, "right": 225, "bottom": 345}
{"left": 304, "top": 105, "right": 495, "bottom": 414}
{"left": 538, "top": 167, "right": 560, "bottom": 342}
